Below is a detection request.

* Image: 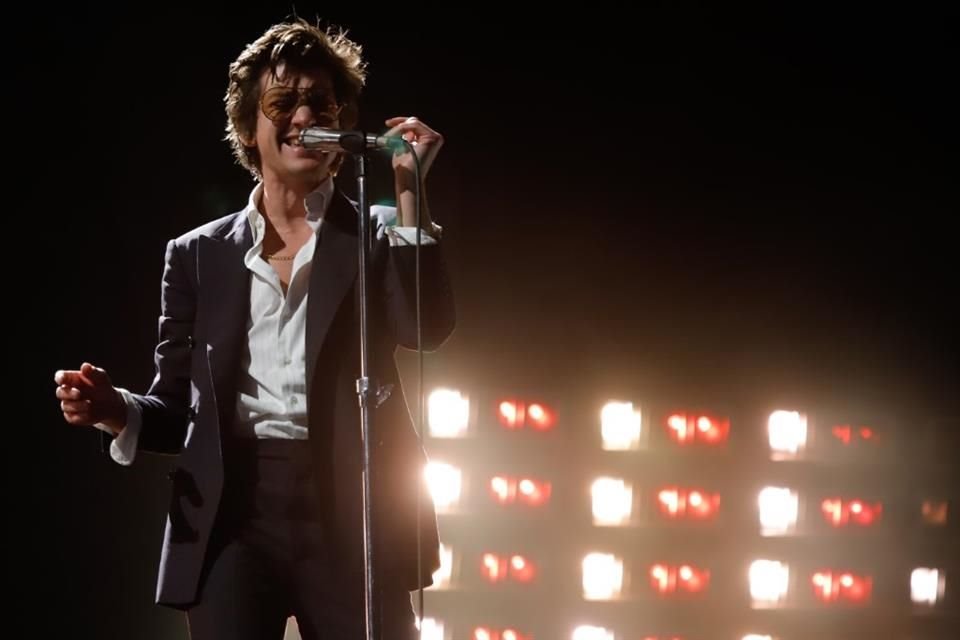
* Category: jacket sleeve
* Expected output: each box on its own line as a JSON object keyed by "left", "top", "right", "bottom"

{"left": 383, "top": 238, "right": 456, "bottom": 352}
{"left": 129, "top": 237, "right": 196, "bottom": 454}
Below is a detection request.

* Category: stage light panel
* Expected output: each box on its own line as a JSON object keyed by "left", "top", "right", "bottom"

{"left": 656, "top": 486, "right": 720, "bottom": 520}
{"left": 498, "top": 399, "right": 557, "bottom": 431}
{"left": 758, "top": 487, "right": 798, "bottom": 535}
{"left": 490, "top": 475, "right": 552, "bottom": 507}
{"left": 601, "top": 401, "right": 642, "bottom": 450}
{"left": 425, "top": 461, "right": 462, "bottom": 512}
{"left": 821, "top": 498, "right": 882, "bottom": 528}
{"left": 911, "top": 568, "right": 945, "bottom": 605}
{"left": 418, "top": 617, "right": 445, "bottom": 640}
{"left": 830, "top": 424, "right": 878, "bottom": 447}
{"left": 665, "top": 411, "right": 729, "bottom": 445}
{"left": 572, "top": 626, "right": 614, "bottom": 640}
{"left": 582, "top": 552, "right": 624, "bottom": 601}
{"left": 428, "top": 388, "right": 470, "bottom": 438}
{"left": 811, "top": 570, "right": 872, "bottom": 604}
{"left": 768, "top": 410, "right": 807, "bottom": 459}
{"left": 591, "top": 477, "right": 633, "bottom": 526}
{"left": 749, "top": 560, "right": 790, "bottom": 607}
{"left": 473, "top": 628, "right": 532, "bottom": 640}
{"left": 649, "top": 563, "right": 710, "bottom": 595}
{"left": 480, "top": 553, "right": 536, "bottom": 584}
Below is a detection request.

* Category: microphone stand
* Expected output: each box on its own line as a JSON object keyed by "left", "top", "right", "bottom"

{"left": 353, "top": 149, "right": 378, "bottom": 640}
{"left": 315, "top": 130, "right": 420, "bottom": 640}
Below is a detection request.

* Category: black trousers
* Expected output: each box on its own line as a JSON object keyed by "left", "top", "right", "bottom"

{"left": 186, "top": 439, "right": 417, "bottom": 640}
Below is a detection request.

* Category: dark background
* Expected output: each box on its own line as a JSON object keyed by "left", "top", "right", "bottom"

{"left": 22, "top": 3, "right": 956, "bottom": 638}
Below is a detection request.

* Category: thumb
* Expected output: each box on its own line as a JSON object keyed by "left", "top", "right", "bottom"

{"left": 80, "top": 362, "right": 110, "bottom": 386}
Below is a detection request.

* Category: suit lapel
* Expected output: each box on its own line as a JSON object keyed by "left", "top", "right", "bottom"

{"left": 198, "top": 214, "right": 252, "bottom": 432}
{"left": 305, "top": 190, "right": 359, "bottom": 396}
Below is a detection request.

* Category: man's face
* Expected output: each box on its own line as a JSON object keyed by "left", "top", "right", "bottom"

{"left": 252, "top": 64, "right": 342, "bottom": 187}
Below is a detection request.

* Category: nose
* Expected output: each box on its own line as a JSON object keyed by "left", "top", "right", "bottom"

{"left": 290, "top": 102, "right": 317, "bottom": 129}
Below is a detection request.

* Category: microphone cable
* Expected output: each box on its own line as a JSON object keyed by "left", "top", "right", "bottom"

{"left": 403, "top": 138, "right": 428, "bottom": 634}
{"left": 372, "top": 135, "right": 429, "bottom": 635}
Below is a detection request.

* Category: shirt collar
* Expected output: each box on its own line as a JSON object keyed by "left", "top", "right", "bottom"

{"left": 244, "top": 176, "right": 335, "bottom": 243}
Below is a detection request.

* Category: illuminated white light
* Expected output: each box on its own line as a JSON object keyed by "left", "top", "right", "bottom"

{"left": 491, "top": 476, "right": 510, "bottom": 501}
{"left": 768, "top": 410, "right": 807, "bottom": 459}
{"left": 911, "top": 568, "right": 945, "bottom": 605}
{"left": 749, "top": 560, "right": 790, "bottom": 606}
{"left": 601, "top": 402, "right": 642, "bottom": 450}
{"left": 425, "top": 462, "right": 461, "bottom": 511}
{"left": 758, "top": 487, "right": 798, "bottom": 535}
{"left": 528, "top": 404, "right": 545, "bottom": 421}
{"left": 572, "top": 625, "right": 614, "bottom": 640}
{"left": 474, "top": 630, "right": 491, "bottom": 640}
{"left": 417, "top": 617, "right": 444, "bottom": 640}
{"left": 429, "top": 544, "right": 452, "bottom": 589}
{"left": 591, "top": 477, "right": 633, "bottom": 526}
{"left": 742, "top": 635, "right": 775, "bottom": 640}
{"left": 582, "top": 552, "right": 624, "bottom": 601}
{"left": 428, "top": 389, "right": 470, "bottom": 438}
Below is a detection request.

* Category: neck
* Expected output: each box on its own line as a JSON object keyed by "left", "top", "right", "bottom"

{"left": 259, "top": 172, "right": 328, "bottom": 227}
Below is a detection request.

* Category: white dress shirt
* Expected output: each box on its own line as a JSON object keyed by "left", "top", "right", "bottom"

{"left": 101, "top": 178, "right": 437, "bottom": 465}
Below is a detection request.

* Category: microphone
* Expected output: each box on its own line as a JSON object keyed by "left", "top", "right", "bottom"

{"left": 299, "top": 127, "right": 405, "bottom": 154}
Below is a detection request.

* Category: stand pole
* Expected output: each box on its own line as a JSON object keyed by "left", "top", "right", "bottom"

{"left": 354, "top": 150, "right": 377, "bottom": 640}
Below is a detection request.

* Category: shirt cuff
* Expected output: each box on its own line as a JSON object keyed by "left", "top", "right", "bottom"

{"left": 371, "top": 204, "right": 441, "bottom": 246}
{"left": 94, "top": 388, "right": 141, "bottom": 466}
{"left": 387, "top": 224, "right": 441, "bottom": 247}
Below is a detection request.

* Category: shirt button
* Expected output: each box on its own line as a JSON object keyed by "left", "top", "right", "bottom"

{"left": 283, "top": 357, "right": 292, "bottom": 366}
{"left": 290, "top": 397, "right": 298, "bottom": 406}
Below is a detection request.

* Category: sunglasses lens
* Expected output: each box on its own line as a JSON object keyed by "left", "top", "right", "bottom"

{"left": 261, "top": 86, "right": 339, "bottom": 123}
{"left": 261, "top": 87, "right": 298, "bottom": 122}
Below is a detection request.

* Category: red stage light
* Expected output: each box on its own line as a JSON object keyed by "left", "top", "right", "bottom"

{"left": 481, "top": 553, "right": 536, "bottom": 584}
{"left": 821, "top": 498, "right": 882, "bottom": 527}
{"left": 665, "top": 412, "right": 729, "bottom": 445}
{"left": 489, "top": 476, "right": 552, "bottom": 507}
{"left": 656, "top": 486, "right": 720, "bottom": 520}
{"left": 649, "top": 563, "right": 710, "bottom": 595}
{"left": 812, "top": 570, "right": 872, "bottom": 604}
{"left": 473, "top": 628, "right": 533, "bottom": 640}
{"left": 497, "top": 399, "right": 556, "bottom": 431}
{"left": 831, "top": 424, "right": 878, "bottom": 446}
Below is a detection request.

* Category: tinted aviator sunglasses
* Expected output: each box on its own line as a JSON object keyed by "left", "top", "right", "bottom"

{"left": 260, "top": 86, "right": 343, "bottom": 124}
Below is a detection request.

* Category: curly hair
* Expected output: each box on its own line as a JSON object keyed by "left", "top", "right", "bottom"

{"left": 224, "top": 19, "right": 367, "bottom": 178}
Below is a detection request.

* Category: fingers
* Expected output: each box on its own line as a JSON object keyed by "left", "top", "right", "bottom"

{"left": 385, "top": 116, "right": 415, "bottom": 128}
{"left": 61, "top": 399, "right": 91, "bottom": 414}
{"left": 384, "top": 117, "right": 442, "bottom": 141}
{"left": 55, "top": 365, "right": 109, "bottom": 426}
{"left": 56, "top": 385, "right": 82, "bottom": 401}
{"left": 56, "top": 364, "right": 110, "bottom": 389}
{"left": 54, "top": 369, "right": 86, "bottom": 387}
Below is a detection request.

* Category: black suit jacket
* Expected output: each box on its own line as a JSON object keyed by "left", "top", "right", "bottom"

{"left": 125, "top": 189, "right": 454, "bottom": 608}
